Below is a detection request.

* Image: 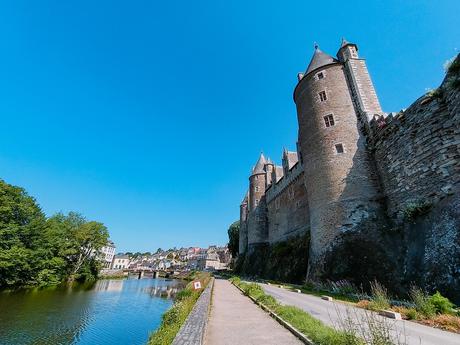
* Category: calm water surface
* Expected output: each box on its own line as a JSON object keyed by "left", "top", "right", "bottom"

{"left": 0, "top": 278, "right": 184, "bottom": 345}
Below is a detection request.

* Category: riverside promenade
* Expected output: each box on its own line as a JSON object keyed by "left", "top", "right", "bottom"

{"left": 204, "top": 279, "right": 302, "bottom": 345}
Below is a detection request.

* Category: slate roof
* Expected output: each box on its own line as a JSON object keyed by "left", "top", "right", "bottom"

{"left": 252, "top": 153, "right": 267, "bottom": 174}
{"left": 283, "top": 150, "right": 299, "bottom": 170}
{"left": 305, "top": 47, "right": 339, "bottom": 75}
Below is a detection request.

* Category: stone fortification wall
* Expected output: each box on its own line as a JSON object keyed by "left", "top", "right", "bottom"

{"left": 266, "top": 163, "right": 309, "bottom": 244}
{"left": 371, "top": 67, "right": 460, "bottom": 219}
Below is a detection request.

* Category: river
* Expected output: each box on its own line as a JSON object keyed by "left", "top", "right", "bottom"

{"left": 0, "top": 278, "right": 184, "bottom": 345}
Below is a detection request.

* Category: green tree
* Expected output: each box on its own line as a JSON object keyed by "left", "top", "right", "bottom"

{"left": 227, "top": 221, "right": 240, "bottom": 257}
{"left": 0, "top": 179, "right": 110, "bottom": 288}
{"left": 0, "top": 179, "right": 47, "bottom": 287}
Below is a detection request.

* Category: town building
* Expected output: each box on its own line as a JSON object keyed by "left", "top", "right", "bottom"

{"left": 112, "top": 254, "right": 130, "bottom": 270}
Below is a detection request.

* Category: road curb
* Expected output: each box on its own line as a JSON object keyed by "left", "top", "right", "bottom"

{"left": 232, "top": 282, "right": 315, "bottom": 345}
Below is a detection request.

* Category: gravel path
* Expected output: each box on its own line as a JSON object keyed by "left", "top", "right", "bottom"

{"left": 204, "top": 279, "right": 302, "bottom": 345}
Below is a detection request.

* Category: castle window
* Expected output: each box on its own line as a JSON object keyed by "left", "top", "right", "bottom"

{"left": 255, "top": 186, "right": 259, "bottom": 192}
{"left": 324, "top": 114, "right": 335, "bottom": 127}
{"left": 335, "top": 143, "right": 344, "bottom": 154}
{"left": 319, "top": 91, "right": 327, "bottom": 102}
{"left": 255, "top": 199, "right": 259, "bottom": 206}
{"left": 317, "top": 72, "right": 324, "bottom": 80}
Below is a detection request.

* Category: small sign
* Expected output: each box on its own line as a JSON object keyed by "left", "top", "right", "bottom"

{"left": 192, "top": 280, "right": 202, "bottom": 290}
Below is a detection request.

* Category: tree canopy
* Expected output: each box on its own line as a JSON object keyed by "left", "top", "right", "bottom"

{"left": 227, "top": 221, "right": 240, "bottom": 258}
{"left": 0, "top": 179, "right": 109, "bottom": 288}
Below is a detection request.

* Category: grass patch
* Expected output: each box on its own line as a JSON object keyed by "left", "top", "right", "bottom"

{"left": 148, "top": 272, "right": 211, "bottom": 345}
{"left": 231, "top": 277, "right": 363, "bottom": 345}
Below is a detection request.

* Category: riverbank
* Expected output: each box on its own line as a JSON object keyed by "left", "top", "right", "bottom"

{"left": 148, "top": 272, "right": 211, "bottom": 345}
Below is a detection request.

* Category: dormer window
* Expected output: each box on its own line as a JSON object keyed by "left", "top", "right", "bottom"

{"left": 319, "top": 91, "right": 327, "bottom": 102}
{"left": 324, "top": 114, "right": 335, "bottom": 127}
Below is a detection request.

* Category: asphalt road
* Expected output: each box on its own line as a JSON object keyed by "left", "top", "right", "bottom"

{"left": 261, "top": 283, "right": 460, "bottom": 345}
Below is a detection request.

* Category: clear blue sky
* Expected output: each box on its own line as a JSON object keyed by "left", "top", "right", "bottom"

{"left": 0, "top": 1, "right": 458, "bottom": 252}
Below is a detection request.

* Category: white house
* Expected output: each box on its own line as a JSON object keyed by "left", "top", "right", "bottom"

{"left": 112, "top": 254, "right": 130, "bottom": 269}
{"left": 100, "top": 241, "right": 116, "bottom": 269}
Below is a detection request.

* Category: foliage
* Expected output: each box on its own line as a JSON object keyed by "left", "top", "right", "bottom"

{"left": 0, "top": 179, "right": 109, "bottom": 288}
{"left": 227, "top": 221, "right": 240, "bottom": 258}
{"left": 409, "top": 287, "right": 436, "bottom": 317}
{"left": 430, "top": 291, "right": 455, "bottom": 314}
{"left": 425, "top": 88, "right": 443, "bottom": 99}
{"left": 403, "top": 200, "right": 432, "bottom": 223}
{"left": 368, "top": 281, "right": 391, "bottom": 311}
{"left": 148, "top": 272, "right": 210, "bottom": 345}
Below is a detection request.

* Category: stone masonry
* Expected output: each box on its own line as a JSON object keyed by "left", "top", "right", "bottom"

{"left": 238, "top": 38, "right": 460, "bottom": 295}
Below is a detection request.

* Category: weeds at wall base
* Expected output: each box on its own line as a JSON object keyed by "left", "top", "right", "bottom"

{"left": 147, "top": 273, "right": 211, "bottom": 345}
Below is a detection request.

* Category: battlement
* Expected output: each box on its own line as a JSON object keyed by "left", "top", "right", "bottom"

{"left": 266, "top": 161, "right": 303, "bottom": 204}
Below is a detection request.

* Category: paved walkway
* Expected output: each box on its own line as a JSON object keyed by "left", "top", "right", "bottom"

{"left": 262, "top": 283, "right": 460, "bottom": 345}
{"left": 204, "top": 279, "right": 302, "bottom": 345}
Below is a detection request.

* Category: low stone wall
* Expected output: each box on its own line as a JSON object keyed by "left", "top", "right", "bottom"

{"left": 172, "top": 278, "right": 214, "bottom": 345}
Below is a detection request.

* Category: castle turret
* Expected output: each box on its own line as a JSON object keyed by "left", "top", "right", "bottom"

{"left": 247, "top": 153, "right": 269, "bottom": 252}
{"left": 294, "top": 43, "right": 382, "bottom": 278}
{"left": 337, "top": 38, "right": 383, "bottom": 122}
{"left": 265, "top": 158, "right": 274, "bottom": 189}
{"left": 249, "top": 153, "right": 267, "bottom": 211}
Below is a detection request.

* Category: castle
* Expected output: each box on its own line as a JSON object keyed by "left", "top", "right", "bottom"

{"left": 238, "top": 38, "right": 460, "bottom": 298}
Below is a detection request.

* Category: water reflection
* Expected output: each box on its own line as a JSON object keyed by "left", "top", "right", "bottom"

{"left": 143, "top": 279, "right": 185, "bottom": 299}
{"left": 0, "top": 278, "right": 180, "bottom": 345}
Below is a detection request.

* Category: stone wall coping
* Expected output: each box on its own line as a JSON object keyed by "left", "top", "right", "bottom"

{"left": 172, "top": 278, "right": 214, "bottom": 345}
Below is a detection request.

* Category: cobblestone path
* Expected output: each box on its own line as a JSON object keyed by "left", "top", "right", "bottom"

{"left": 204, "top": 279, "right": 302, "bottom": 345}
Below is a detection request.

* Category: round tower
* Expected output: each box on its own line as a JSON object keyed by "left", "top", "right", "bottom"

{"left": 294, "top": 45, "right": 381, "bottom": 278}
{"left": 247, "top": 153, "right": 269, "bottom": 251}
{"left": 249, "top": 153, "right": 267, "bottom": 211}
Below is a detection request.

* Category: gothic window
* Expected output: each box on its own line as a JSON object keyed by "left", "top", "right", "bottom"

{"left": 335, "top": 143, "right": 344, "bottom": 154}
{"left": 319, "top": 90, "right": 327, "bottom": 102}
{"left": 324, "top": 114, "right": 335, "bottom": 127}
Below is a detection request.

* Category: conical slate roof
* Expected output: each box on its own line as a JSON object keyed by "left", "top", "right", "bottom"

{"left": 305, "top": 46, "right": 338, "bottom": 75}
{"left": 252, "top": 153, "right": 267, "bottom": 174}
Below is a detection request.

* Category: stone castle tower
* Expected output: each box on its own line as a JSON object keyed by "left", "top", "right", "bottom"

{"left": 239, "top": 39, "right": 460, "bottom": 292}
{"left": 294, "top": 39, "right": 383, "bottom": 276}
{"left": 240, "top": 38, "right": 385, "bottom": 277}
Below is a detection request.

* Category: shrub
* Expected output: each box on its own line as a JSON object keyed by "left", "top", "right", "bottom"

{"left": 242, "top": 283, "right": 264, "bottom": 299}
{"left": 403, "top": 201, "right": 432, "bottom": 222}
{"left": 430, "top": 291, "right": 454, "bottom": 314}
{"left": 330, "top": 280, "right": 358, "bottom": 295}
{"left": 405, "top": 308, "right": 420, "bottom": 320}
{"left": 368, "top": 281, "right": 390, "bottom": 311}
{"left": 175, "top": 289, "right": 193, "bottom": 301}
{"left": 409, "top": 287, "right": 435, "bottom": 318}
{"left": 256, "top": 294, "right": 279, "bottom": 309}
